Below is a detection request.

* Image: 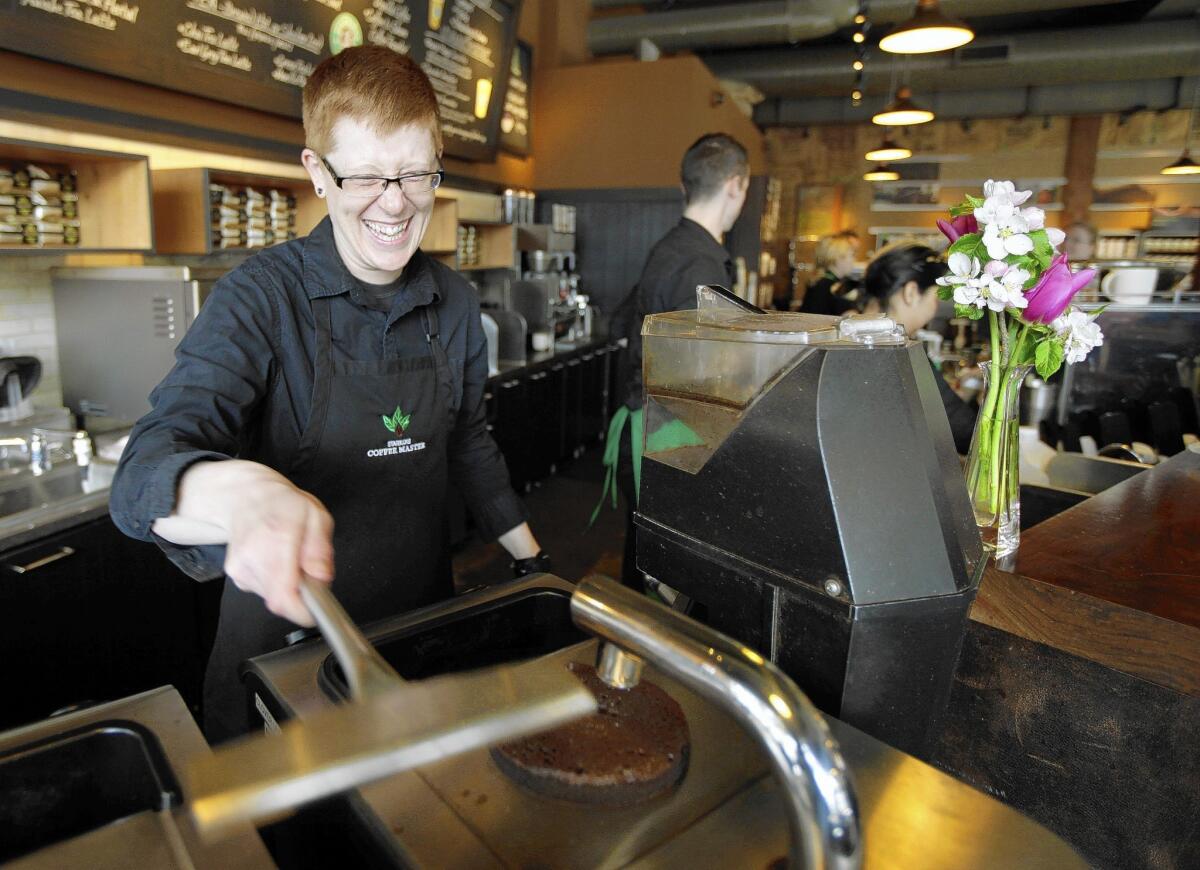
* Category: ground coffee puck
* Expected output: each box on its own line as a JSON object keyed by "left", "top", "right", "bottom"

{"left": 490, "top": 661, "right": 690, "bottom": 805}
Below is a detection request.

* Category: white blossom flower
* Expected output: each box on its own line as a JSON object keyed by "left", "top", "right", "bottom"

{"left": 954, "top": 281, "right": 983, "bottom": 308}
{"left": 982, "top": 179, "right": 1032, "bottom": 206}
{"left": 1022, "top": 206, "right": 1046, "bottom": 231}
{"left": 976, "top": 265, "right": 1031, "bottom": 311}
{"left": 982, "top": 220, "right": 1035, "bottom": 259}
{"left": 1046, "top": 227, "right": 1066, "bottom": 247}
{"left": 1052, "top": 307, "right": 1105, "bottom": 364}
{"left": 937, "top": 252, "right": 980, "bottom": 289}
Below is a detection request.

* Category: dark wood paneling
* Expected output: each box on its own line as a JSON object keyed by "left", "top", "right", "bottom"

{"left": 933, "top": 621, "right": 1200, "bottom": 870}
{"left": 542, "top": 188, "right": 682, "bottom": 315}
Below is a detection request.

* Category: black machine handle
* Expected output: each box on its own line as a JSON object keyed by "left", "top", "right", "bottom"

{"left": 5, "top": 546, "right": 76, "bottom": 574}
{"left": 701, "top": 283, "right": 766, "bottom": 314}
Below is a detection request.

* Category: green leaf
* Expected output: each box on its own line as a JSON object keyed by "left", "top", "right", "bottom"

{"left": 937, "top": 284, "right": 954, "bottom": 301}
{"left": 382, "top": 415, "right": 396, "bottom": 432}
{"left": 955, "top": 303, "right": 985, "bottom": 321}
{"left": 398, "top": 413, "right": 411, "bottom": 431}
{"left": 966, "top": 193, "right": 984, "bottom": 208}
{"left": 1034, "top": 338, "right": 1064, "bottom": 380}
{"left": 1029, "top": 229, "right": 1054, "bottom": 270}
{"left": 948, "top": 232, "right": 986, "bottom": 261}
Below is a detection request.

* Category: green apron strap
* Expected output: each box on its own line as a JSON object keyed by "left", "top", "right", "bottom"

{"left": 589, "top": 406, "right": 630, "bottom": 526}
{"left": 630, "top": 407, "right": 644, "bottom": 503}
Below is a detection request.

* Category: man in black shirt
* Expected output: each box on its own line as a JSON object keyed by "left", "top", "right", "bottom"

{"left": 599, "top": 133, "right": 749, "bottom": 589}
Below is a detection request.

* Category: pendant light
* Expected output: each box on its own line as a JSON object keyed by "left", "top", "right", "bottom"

{"left": 873, "top": 86, "right": 935, "bottom": 126}
{"left": 864, "top": 164, "right": 901, "bottom": 182}
{"left": 879, "top": 0, "right": 974, "bottom": 54}
{"left": 865, "top": 137, "right": 913, "bottom": 161}
{"left": 1161, "top": 80, "right": 1200, "bottom": 175}
{"left": 1160, "top": 152, "right": 1200, "bottom": 176}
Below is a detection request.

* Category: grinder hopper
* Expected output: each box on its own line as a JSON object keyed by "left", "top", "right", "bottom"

{"left": 634, "top": 290, "right": 984, "bottom": 757}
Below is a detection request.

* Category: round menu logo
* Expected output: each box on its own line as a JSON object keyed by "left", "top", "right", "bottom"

{"left": 329, "top": 12, "right": 363, "bottom": 55}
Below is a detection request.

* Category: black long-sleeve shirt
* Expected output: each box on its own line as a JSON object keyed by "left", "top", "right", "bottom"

{"left": 622, "top": 217, "right": 735, "bottom": 409}
{"left": 110, "top": 217, "right": 526, "bottom": 580}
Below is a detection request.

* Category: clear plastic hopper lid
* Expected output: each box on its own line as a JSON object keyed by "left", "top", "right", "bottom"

{"left": 640, "top": 285, "right": 908, "bottom": 474}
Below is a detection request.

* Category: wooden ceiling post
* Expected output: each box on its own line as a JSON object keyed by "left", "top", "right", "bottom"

{"left": 1062, "top": 115, "right": 1102, "bottom": 228}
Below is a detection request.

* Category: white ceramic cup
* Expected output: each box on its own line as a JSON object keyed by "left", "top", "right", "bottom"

{"left": 1101, "top": 268, "right": 1157, "bottom": 304}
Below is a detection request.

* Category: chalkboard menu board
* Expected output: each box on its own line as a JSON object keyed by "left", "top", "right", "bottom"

{"left": 0, "top": 0, "right": 520, "bottom": 161}
{"left": 499, "top": 40, "right": 530, "bottom": 156}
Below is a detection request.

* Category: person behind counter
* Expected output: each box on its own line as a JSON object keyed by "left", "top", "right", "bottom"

{"left": 798, "top": 233, "right": 861, "bottom": 316}
{"left": 599, "top": 133, "right": 749, "bottom": 590}
{"left": 859, "top": 243, "right": 977, "bottom": 453}
{"left": 110, "top": 46, "right": 548, "bottom": 741}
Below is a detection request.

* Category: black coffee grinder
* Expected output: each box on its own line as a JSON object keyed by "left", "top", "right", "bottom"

{"left": 634, "top": 289, "right": 983, "bottom": 757}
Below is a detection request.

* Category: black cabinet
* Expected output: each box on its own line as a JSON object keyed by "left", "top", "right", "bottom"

{"left": 0, "top": 517, "right": 214, "bottom": 731}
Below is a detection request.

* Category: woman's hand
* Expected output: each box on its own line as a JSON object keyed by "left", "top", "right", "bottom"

{"left": 160, "top": 460, "right": 335, "bottom": 626}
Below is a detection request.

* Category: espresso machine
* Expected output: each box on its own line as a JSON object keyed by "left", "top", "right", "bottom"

{"left": 510, "top": 250, "right": 589, "bottom": 351}
{"left": 634, "top": 288, "right": 984, "bottom": 757}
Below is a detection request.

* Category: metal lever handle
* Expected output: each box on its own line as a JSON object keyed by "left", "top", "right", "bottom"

{"left": 299, "top": 577, "right": 401, "bottom": 699}
{"left": 6, "top": 546, "right": 77, "bottom": 574}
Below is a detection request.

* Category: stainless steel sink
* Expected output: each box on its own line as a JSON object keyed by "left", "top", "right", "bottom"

{"left": 0, "top": 723, "right": 180, "bottom": 863}
{"left": 0, "top": 460, "right": 114, "bottom": 516}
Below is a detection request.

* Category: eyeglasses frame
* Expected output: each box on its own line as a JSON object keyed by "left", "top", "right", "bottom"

{"left": 320, "top": 156, "right": 444, "bottom": 197}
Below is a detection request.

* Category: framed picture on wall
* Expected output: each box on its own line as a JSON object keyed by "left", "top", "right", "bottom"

{"left": 795, "top": 185, "right": 842, "bottom": 239}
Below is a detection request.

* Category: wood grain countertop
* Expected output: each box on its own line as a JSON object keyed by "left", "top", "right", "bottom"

{"left": 970, "top": 449, "right": 1200, "bottom": 697}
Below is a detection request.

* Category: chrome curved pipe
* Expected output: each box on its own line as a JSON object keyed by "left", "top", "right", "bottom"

{"left": 571, "top": 576, "right": 861, "bottom": 870}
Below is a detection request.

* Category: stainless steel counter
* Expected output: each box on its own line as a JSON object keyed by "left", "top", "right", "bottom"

{"left": 0, "top": 687, "right": 273, "bottom": 869}
{"left": 246, "top": 578, "right": 1087, "bottom": 869}
{"left": 0, "top": 459, "right": 114, "bottom": 551}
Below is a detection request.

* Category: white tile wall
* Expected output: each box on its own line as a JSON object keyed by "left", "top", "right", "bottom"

{"left": 0, "top": 255, "right": 69, "bottom": 409}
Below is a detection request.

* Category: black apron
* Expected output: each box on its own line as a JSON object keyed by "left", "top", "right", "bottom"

{"left": 203, "top": 295, "right": 455, "bottom": 741}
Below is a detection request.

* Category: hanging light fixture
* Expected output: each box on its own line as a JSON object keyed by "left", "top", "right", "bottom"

{"left": 864, "top": 164, "right": 901, "bottom": 182}
{"left": 879, "top": 0, "right": 974, "bottom": 54}
{"left": 1160, "top": 152, "right": 1200, "bottom": 176}
{"left": 865, "top": 137, "right": 913, "bottom": 161}
{"left": 873, "top": 86, "right": 935, "bottom": 125}
{"left": 1161, "top": 80, "right": 1200, "bottom": 175}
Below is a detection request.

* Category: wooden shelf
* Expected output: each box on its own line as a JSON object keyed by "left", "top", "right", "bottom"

{"left": 151, "top": 167, "right": 322, "bottom": 255}
{"left": 0, "top": 137, "right": 152, "bottom": 253}
{"left": 423, "top": 198, "right": 458, "bottom": 254}
{"left": 459, "top": 222, "right": 518, "bottom": 271}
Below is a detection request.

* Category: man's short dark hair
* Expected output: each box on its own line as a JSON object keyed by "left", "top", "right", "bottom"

{"left": 681, "top": 133, "right": 748, "bottom": 204}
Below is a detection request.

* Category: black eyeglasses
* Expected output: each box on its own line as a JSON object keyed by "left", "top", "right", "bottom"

{"left": 321, "top": 156, "right": 444, "bottom": 198}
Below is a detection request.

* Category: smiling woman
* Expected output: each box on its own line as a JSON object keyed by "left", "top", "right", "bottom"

{"left": 109, "top": 45, "right": 546, "bottom": 743}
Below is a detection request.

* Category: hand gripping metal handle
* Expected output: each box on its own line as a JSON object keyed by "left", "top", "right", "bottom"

{"left": 571, "top": 576, "right": 862, "bottom": 870}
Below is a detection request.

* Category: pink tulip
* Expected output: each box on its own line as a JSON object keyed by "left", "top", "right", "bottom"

{"left": 1023, "top": 253, "right": 1096, "bottom": 324}
{"left": 937, "top": 214, "right": 979, "bottom": 243}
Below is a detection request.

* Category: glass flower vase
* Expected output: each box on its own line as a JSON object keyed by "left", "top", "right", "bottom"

{"left": 964, "top": 361, "right": 1032, "bottom": 559}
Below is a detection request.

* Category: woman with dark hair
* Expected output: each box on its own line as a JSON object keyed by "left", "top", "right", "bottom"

{"left": 860, "top": 243, "right": 977, "bottom": 453}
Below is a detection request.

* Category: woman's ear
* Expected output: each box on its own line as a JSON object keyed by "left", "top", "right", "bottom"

{"left": 300, "top": 149, "right": 326, "bottom": 197}
{"left": 900, "top": 279, "right": 921, "bottom": 306}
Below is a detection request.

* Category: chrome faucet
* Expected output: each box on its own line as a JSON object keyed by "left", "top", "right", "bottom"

{"left": 572, "top": 576, "right": 862, "bottom": 870}
{"left": 0, "top": 428, "right": 93, "bottom": 473}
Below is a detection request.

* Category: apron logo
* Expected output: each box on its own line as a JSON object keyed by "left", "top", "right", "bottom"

{"left": 369, "top": 405, "right": 426, "bottom": 459}
{"left": 381, "top": 406, "right": 411, "bottom": 434}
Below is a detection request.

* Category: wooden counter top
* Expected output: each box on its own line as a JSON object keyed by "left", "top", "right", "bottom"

{"left": 970, "top": 449, "right": 1200, "bottom": 697}
{"left": 1012, "top": 449, "right": 1200, "bottom": 629}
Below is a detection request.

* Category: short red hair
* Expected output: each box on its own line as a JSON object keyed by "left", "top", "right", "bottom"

{"left": 303, "top": 46, "right": 442, "bottom": 156}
